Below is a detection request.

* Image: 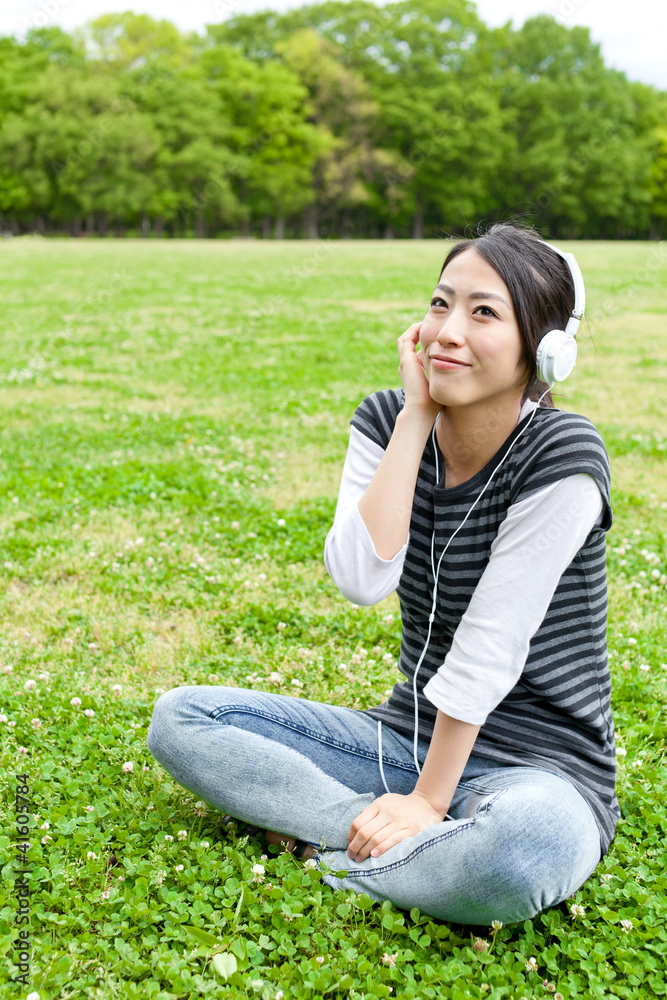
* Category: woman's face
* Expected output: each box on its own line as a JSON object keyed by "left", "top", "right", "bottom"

{"left": 419, "top": 249, "right": 528, "bottom": 410}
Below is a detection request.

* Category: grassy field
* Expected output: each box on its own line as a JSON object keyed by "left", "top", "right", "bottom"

{"left": 0, "top": 235, "right": 666, "bottom": 999}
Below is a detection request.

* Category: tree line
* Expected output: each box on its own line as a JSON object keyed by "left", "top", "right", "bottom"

{"left": 2, "top": 0, "right": 666, "bottom": 240}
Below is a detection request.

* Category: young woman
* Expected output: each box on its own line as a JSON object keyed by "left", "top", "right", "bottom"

{"left": 147, "top": 221, "right": 618, "bottom": 926}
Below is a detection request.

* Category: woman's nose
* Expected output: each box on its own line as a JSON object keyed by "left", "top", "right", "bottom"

{"left": 436, "top": 313, "right": 467, "bottom": 344}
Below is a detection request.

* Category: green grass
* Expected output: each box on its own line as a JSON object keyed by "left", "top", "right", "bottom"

{"left": 0, "top": 235, "right": 666, "bottom": 999}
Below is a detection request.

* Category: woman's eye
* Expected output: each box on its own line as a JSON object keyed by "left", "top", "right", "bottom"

{"left": 429, "top": 298, "right": 497, "bottom": 318}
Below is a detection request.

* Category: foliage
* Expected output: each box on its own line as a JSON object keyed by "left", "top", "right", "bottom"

{"left": 0, "top": 238, "right": 666, "bottom": 999}
{"left": 0, "top": 1, "right": 665, "bottom": 238}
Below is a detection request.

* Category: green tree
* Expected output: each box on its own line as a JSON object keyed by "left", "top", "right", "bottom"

{"left": 483, "top": 15, "right": 655, "bottom": 238}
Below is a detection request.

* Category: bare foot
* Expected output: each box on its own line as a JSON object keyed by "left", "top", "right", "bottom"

{"left": 265, "top": 830, "right": 315, "bottom": 859}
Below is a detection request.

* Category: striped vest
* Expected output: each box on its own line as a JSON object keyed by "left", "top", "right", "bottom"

{"left": 353, "top": 389, "right": 619, "bottom": 854}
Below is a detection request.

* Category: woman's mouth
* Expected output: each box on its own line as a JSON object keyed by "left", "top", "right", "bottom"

{"left": 430, "top": 356, "right": 470, "bottom": 370}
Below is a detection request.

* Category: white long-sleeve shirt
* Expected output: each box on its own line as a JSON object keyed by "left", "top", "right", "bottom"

{"left": 324, "top": 401, "right": 604, "bottom": 725}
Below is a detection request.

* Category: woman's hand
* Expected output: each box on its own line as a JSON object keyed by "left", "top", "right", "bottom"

{"left": 397, "top": 322, "right": 441, "bottom": 421}
{"left": 346, "top": 790, "right": 446, "bottom": 863}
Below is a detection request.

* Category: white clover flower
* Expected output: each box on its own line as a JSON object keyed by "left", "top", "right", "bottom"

{"left": 491, "top": 920, "right": 503, "bottom": 931}
{"left": 26, "top": 993, "right": 40, "bottom": 1000}
{"left": 87, "top": 851, "right": 98, "bottom": 860}
{"left": 0, "top": 714, "right": 7, "bottom": 723}
{"left": 600, "top": 873, "right": 613, "bottom": 883}
{"left": 24, "top": 679, "right": 37, "bottom": 690}
{"left": 164, "top": 834, "right": 174, "bottom": 842}
{"left": 38, "top": 672, "right": 50, "bottom": 682}
{"left": 231, "top": 521, "right": 240, "bottom": 529}
{"left": 121, "top": 761, "right": 134, "bottom": 773}
{"left": 542, "top": 981, "right": 556, "bottom": 993}
{"left": 175, "top": 864, "right": 184, "bottom": 872}
{"left": 85, "top": 805, "right": 95, "bottom": 813}
{"left": 267, "top": 672, "right": 282, "bottom": 684}
{"left": 616, "top": 747, "right": 627, "bottom": 757}
{"left": 252, "top": 863, "right": 265, "bottom": 882}
{"left": 177, "top": 830, "right": 187, "bottom": 840}
{"left": 315, "top": 956, "right": 325, "bottom": 965}
{"left": 381, "top": 952, "right": 397, "bottom": 966}
{"left": 620, "top": 919, "right": 633, "bottom": 932}
{"left": 525, "top": 957, "right": 538, "bottom": 972}
{"left": 17, "top": 746, "right": 28, "bottom": 755}
{"left": 84, "top": 709, "right": 95, "bottom": 717}
{"left": 101, "top": 890, "right": 110, "bottom": 900}
{"left": 291, "top": 679, "right": 303, "bottom": 688}
{"left": 570, "top": 903, "right": 586, "bottom": 919}
{"left": 70, "top": 697, "right": 82, "bottom": 707}
{"left": 277, "top": 622, "right": 287, "bottom": 631}
{"left": 31, "top": 718, "right": 42, "bottom": 728}
{"left": 200, "top": 841, "right": 210, "bottom": 848}
{"left": 7, "top": 720, "right": 15, "bottom": 728}
{"left": 304, "top": 858, "right": 317, "bottom": 869}
{"left": 41, "top": 835, "right": 52, "bottom": 844}
{"left": 207, "top": 673, "right": 219, "bottom": 684}
{"left": 111, "top": 684, "right": 122, "bottom": 694}
{"left": 40, "top": 821, "right": 49, "bottom": 830}
{"left": 276, "top": 992, "right": 284, "bottom": 1000}
{"left": 627, "top": 637, "right": 637, "bottom": 645}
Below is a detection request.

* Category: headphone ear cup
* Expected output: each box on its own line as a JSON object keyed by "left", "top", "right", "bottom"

{"left": 536, "top": 329, "right": 577, "bottom": 383}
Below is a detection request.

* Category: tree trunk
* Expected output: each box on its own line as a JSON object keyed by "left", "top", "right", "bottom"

{"left": 84, "top": 212, "right": 95, "bottom": 235}
{"left": 114, "top": 218, "right": 123, "bottom": 238}
{"left": 69, "top": 216, "right": 82, "bottom": 237}
{"left": 261, "top": 215, "right": 271, "bottom": 238}
{"left": 384, "top": 222, "right": 394, "bottom": 239}
{"left": 240, "top": 214, "right": 250, "bottom": 238}
{"left": 154, "top": 215, "right": 164, "bottom": 238}
{"left": 98, "top": 211, "right": 108, "bottom": 237}
{"left": 34, "top": 216, "right": 45, "bottom": 235}
{"left": 341, "top": 207, "right": 352, "bottom": 238}
{"left": 141, "top": 214, "right": 150, "bottom": 238}
{"left": 274, "top": 216, "right": 285, "bottom": 239}
{"left": 301, "top": 203, "right": 318, "bottom": 239}
{"left": 194, "top": 212, "right": 205, "bottom": 239}
{"left": 412, "top": 191, "right": 423, "bottom": 239}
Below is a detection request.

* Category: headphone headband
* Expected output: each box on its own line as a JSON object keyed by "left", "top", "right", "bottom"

{"left": 544, "top": 242, "right": 585, "bottom": 336}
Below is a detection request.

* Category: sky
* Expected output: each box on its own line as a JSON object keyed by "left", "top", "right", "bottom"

{"left": 4, "top": 0, "right": 666, "bottom": 91}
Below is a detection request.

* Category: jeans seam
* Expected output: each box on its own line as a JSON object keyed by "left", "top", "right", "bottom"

{"left": 328, "top": 790, "right": 506, "bottom": 879}
{"left": 209, "top": 704, "right": 419, "bottom": 772}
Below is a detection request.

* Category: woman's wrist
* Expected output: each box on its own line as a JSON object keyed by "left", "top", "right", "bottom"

{"left": 395, "top": 404, "right": 440, "bottom": 437}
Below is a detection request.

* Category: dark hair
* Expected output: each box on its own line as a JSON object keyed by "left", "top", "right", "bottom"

{"left": 439, "top": 221, "right": 578, "bottom": 407}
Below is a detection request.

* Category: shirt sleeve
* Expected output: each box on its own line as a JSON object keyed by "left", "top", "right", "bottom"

{"left": 323, "top": 426, "right": 408, "bottom": 606}
{"left": 422, "top": 472, "right": 604, "bottom": 726}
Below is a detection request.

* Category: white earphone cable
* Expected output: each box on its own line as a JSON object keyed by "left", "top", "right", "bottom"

{"left": 378, "top": 384, "right": 555, "bottom": 793}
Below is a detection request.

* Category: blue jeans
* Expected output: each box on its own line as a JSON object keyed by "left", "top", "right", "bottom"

{"left": 146, "top": 685, "right": 601, "bottom": 926}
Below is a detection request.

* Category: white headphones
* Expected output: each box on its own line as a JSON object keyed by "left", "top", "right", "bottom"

{"left": 535, "top": 243, "right": 585, "bottom": 384}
